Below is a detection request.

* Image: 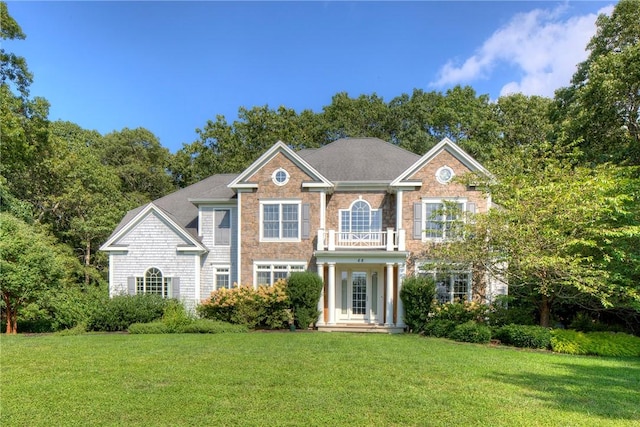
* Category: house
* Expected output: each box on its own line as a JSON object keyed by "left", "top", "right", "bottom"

{"left": 100, "top": 137, "right": 507, "bottom": 332}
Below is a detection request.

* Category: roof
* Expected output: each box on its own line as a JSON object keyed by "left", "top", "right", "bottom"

{"left": 299, "top": 137, "right": 421, "bottom": 182}
{"left": 107, "top": 173, "right": 238, "bottom": 241}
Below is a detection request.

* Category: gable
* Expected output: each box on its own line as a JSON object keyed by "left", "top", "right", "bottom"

{"left": 100, "top": 203, "right": 206, "bottom": 253}
{"left": 391, "top": 138, "right": 493, "bottom": 188}
{"left": 228, "top": 141, "right": 332, "bottom": 190}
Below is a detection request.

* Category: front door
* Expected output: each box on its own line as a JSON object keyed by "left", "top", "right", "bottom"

{"left": 338, "top": 267, "right": 382, "bottom": 322}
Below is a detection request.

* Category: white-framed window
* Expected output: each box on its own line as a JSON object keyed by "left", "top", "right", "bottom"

{"left": 260, "top": 200, "right": 301, "bottom": 241}
{"left": 214, "top": 266, "right": 231, "bottom": 290}
{"left": 136, "top": 267, "right": 172, "bottom": 297}
{"left": 416, "top": 263, "right": 471, "bottom": 303}
{"left": 254, "top": 262, "right": 306, "bottom": 286}
{"left": 339, "top": 199, "right": 382, "bottom": 241}
{"left": 272, "top": 168, "right": 290, "bottom": 186}
{"left": 214, "top": 209, "right": 231, "bottom": 246}
{"left": 422, "top": 198, "right": 466, "bottom": 241}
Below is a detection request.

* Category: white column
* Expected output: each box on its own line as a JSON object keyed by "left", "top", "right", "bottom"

{"left": 316, "top": 263, "right": 325, "bottom": 326}
{"left": 386, "top": 228, "right": 394, "bottom": 251}
{"left": 236, "top": 192, "right": 242, "bottom": 285}
{"left": 327, "top": 262, "right": 336, "bottom": 325}
{"left": 385, "top": 262, "right": 394, "bottom": 326}
{"left": 328, "top": 230, "right": 336, "bottom": 251}
{"left": 396, "top": 263, "right": 406, "bottom": 327}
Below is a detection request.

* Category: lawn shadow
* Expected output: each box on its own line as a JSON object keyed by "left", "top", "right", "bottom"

{"left": 486, "top": 358, "right": 640, "bottom": 421}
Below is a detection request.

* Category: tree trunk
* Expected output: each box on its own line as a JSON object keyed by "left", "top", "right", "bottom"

{"left": 539, "top": 294, "right": 551, "bottom": 327}
{"left": 4, "top": 296, "right": 16, "bottom": 334}
{"left": 84, "top": 239, "right": 91, "bottom": 285}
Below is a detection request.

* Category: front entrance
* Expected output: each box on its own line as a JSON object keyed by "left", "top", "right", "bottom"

{"left": 337, "top": 267, "right": 382, "bottom": 323}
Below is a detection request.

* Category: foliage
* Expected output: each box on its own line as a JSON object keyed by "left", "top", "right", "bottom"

{"left": 127, "top": 321, "right": 168, "bottom": 334}
{"left": 286, "top": 271, "right": 323, "bottom": 329}
{"left": 494, "top": 324, "right": 552, "bottom": 349}
{"left": 550, "top": 329, "right": 640, "bottom": 357}
{"left": 399, "top": 275, "right": 436, "bottom": 332}
{"left": 486, "top": 295, "right": 537, "bottom": 327}
{"left": 129, "top": 319, "right": 248, "bottom": 334}
{"left": 423, "top": 319, "right": 457, "bottom": 338}
{"left": 450, "top": 321, "right": 492, "bottom": 344}
{"left": 85, "top": 294, "right": 169, "bottom": 332}
{"left": 161, "top": 299, "right": 193, "bottom": 333}
{"left": 430, "top": 301, "right": 489, "bottom": 324}
{"left": 198, "top": 280, "right": 290, "bottom": 329}
{"left": 0, "top": 213, "right": 72, "bottom": 333}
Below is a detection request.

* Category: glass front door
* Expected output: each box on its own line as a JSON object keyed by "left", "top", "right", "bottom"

{"left": 351, "top": 272, "right": 367, "bottom": 317}
{"left": 338, "top": 267, "right": 382, "bottom": 322}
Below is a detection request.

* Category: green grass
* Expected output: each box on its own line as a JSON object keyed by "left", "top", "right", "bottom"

{"left": 1, "top": 333, "right": 639, "bottom": 426}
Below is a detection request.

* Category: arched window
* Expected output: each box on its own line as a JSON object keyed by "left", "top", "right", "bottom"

{"left": 339, "top": 199, "right": 382, "bottom": 242}
{"left": 136, "top": 267, "right": 171, "bottom": 297}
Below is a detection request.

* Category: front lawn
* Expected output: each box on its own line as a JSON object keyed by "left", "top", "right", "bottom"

{"left": 1, "top": 332, "right": 638, "bottom": 426}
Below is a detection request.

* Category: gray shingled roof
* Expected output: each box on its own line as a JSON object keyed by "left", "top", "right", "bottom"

{"left": 299, "top": 137, "right": 420, "bottom": 182}
{"left": 108, "top": 173, "right": 238, "bottom": 241}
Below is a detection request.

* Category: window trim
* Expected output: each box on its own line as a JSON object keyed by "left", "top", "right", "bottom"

{"left": 136, "top": 267, "right": 172, "bottom": 298}
{"left": 259, "top": 200, "right": 302, "bottom": 242}
{"left": 213, "top": 265, "right": 231, "bottom": 290}
{"left": 421, "top": 198, "right": 467, "bottom": 242}
{"left": 272, "top": 168, "right": 290, "bottom": 186}
{"left": 253, "top": 261, "right": 307, "bottom": 286}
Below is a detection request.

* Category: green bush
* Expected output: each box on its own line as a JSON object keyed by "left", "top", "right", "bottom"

{"left": 431, "top": 301, "right": 489, "bottom": 325}
{"left": 400, "top": 276, "right": 436, "bottom": 333}
{"left": 180, "top": 319, "right": 248, "bottom": 334}
{"left": 494, "top": 324, "right": 551, "bottom": 349}
{"left": 162, "top": 299, "right": 192, "bottom": 333}
{"left": 86, "top": 294, "right": 169, "bottom": 331}
{"left": 486, "top": 295, "right": 536, "bottom": 327}
{"left": 423, "top": 319, "right": 457, "bottom": 338}
{"left": 450, "top": 321, "right": 492, "bottom": 344}
{"left": 551, "top": 329, "right": 640, "bottom": 357}
{"left": 286, "top": 271, "right": 323, "bottom": 329}
{"left": 128, "top": 321, "right": 168, "bottom": 334}
{"left": 198, "top": 281, "right": 290, "bottom": 329}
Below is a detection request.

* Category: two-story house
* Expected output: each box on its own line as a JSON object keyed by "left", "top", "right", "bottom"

{"left": 100, "top": 137, "right": 507, "bottom": 332}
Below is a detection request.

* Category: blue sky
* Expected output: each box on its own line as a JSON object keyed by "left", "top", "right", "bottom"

{"left": 5, "top": 1, "right": 614, "bottom": 153}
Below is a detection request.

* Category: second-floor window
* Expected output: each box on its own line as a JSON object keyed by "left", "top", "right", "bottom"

{"left": 339, "top": 199, "right": 382, "bottom": 242}
{"left": 423, "top": 199, "right": 466, "bottom": 241}
{"left": 214, "top": 209, "right": 231, "bottom": 246}
{"left": 261, "top": 201, "right": 300, "bottom": 241}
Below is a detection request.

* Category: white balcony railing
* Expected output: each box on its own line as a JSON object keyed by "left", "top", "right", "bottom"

{"left": 317, "top": 228, "right": 406, "bottom": 252}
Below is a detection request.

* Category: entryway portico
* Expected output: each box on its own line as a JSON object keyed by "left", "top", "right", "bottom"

{"left": 315, "top": 250, "right": 408, "bottom": 333}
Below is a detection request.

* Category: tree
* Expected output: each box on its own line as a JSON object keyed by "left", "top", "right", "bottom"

{"left": 554, "top": 0, "right": 640, "bottom": 165}
{"left": 0, "top": 213, "right": 71, "bottom": 334}
{"left": 0, "top": 1, "right": 32, "bottom": 98}
{"left": 97, "top": 127, "right": 175, "bottom": 202}
{"left": 430, "top": 162, "right": 640, "bottom": 327}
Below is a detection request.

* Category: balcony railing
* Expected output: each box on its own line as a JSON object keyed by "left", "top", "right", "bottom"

{"left": 317, "top": 228, "right": 406, "bottom": 252}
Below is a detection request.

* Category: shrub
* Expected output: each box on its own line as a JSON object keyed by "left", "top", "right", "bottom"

{"left": 162, "top": 299, "right": 192, "bottom": 333}
{"left": 128, "top": 321, "right": 168, "bottom": 334}
{"left": 431, "top": 300, "right": 489, "bottom": 325}
{"left": 486, "top": 295, "right": 536, "bottom": 327}
{"left": 400, "top": 276, "right": 436, "bottom": 333}
{"left": 423, "top": 319, "right": 457, "bottom": 338}
{"left": 198, "top": 281, "right": 290, "bottom": 329}
{"left": 86, "top": 294, "right": 169, "bottom": 331}
{"left": 551, "top": 329, "right": 640, "bottom": 357}
{"left": 54, "top": 323, "right": 88, "bottom": 336}
{"left": 180, "top": 319, "right": 248, "bottom": 334}
{"left": 450, "top": 321, "right": 492, "bottom": 344}
{"left": 494, "top": 324, "right": 551, "bottom": 349}
{"left": 286, "top": 271, "right": 323, "bottom": 329}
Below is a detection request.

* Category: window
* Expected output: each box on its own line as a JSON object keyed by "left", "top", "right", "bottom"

{"left": 261, "top": 201, "right": 300, "bottom": 241}
{"left": 214, "top": 267, "right": 231, "bottom": 290}
{"left": 272, "top": 168, "right": 290, "bottom": 186}
{"left": 339, "top": 199, "right": 382, "bottom": 242}
{"left": 423, "top": 199, "right": 465, "bottom": 240}
{"left": 136, "top": 267, "right": 172, "bottom": 297}
{"left": 417, "top": 265, "right": 471, "bottom": 303}
{"left": 255, "top": 262, "right": 306, "bottom": 286}
{"left": 214, "top": 209, "right": 231, "bottom": 246}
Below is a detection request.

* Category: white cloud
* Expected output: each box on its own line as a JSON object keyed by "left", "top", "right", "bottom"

{"left": 431, "top": 4, "right": 615, "bottom": 98}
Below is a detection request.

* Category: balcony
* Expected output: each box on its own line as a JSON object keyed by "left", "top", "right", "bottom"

{"left": 316, "top": 228, "right": 406, "bottom": 252}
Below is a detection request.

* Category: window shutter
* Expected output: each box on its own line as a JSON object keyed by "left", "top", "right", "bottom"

{"left": 172, "top": 277, "right": 180, "bottom": 299}
{"left": 301, "top": 203, "right": 310, "bottom": 240}
{"left": 214, "top": 210, "right": 231, "bottom": 246}
{"left": 413, "top": 202, "right": 423, "bottom": 239}
{"left": 127, "top": 277, "right": 136, "bottom": 295}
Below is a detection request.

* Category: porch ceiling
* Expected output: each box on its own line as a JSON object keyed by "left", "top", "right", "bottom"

{"left": 314, "top": 250, "right": 409, "bottom": 264}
